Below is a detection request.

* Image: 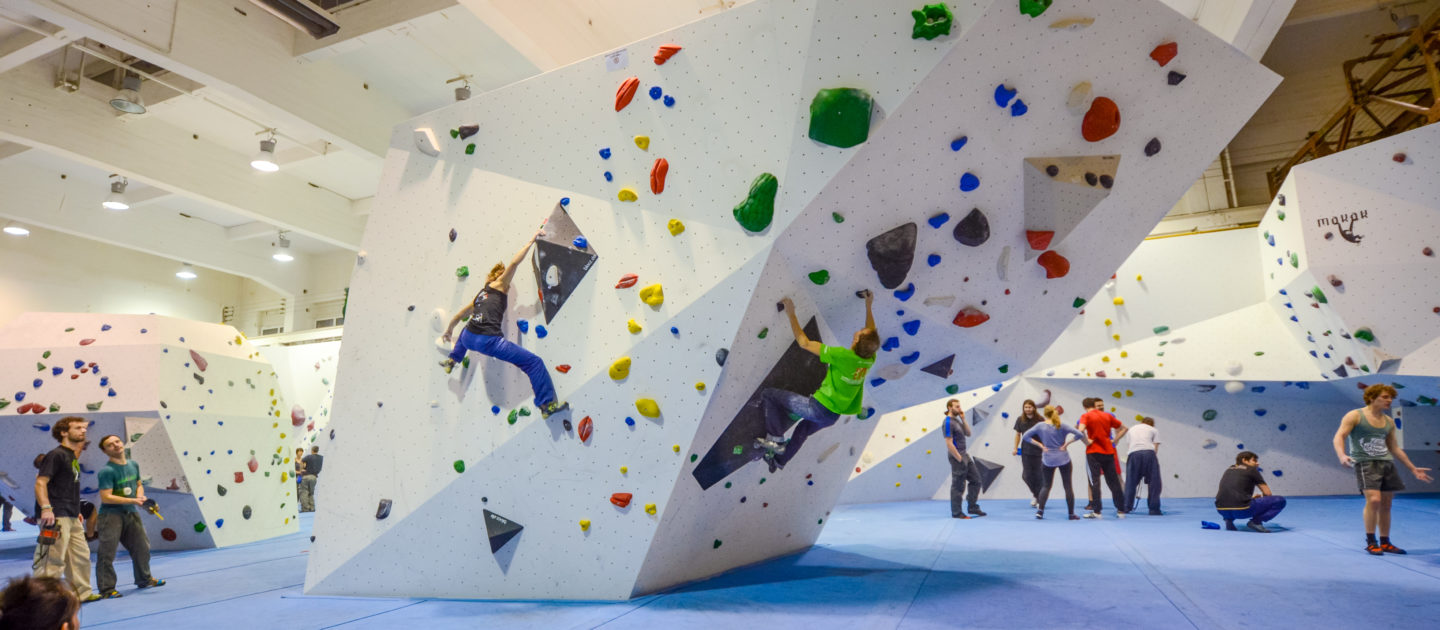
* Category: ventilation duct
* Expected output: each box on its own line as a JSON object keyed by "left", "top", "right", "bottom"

{"left": 247, "top": 0, "right": 340, "bottom": 39}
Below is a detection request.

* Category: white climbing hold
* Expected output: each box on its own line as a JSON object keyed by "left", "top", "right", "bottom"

{"left": 997, "top": 245, "right": 1011, "bottom": 281}
{"left": 1225, "top": 362, "right": 1243, "bottom": 377}
{"left": 1224, "top": 381, "right": 1245, "bottom": 394}
{"left": 1066, "top": 81, "right": 1092, "bottom": 114}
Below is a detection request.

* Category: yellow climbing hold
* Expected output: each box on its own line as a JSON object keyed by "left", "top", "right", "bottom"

{"left": 639, "top": 284, "right": 664, "bottom": 306}
{"left": 1120, "top": 351, "right": 1128, "bottom": 358}
{"left": 618, "top": 188, "right": 638, "bottom": 202}
{"left": 1102, "top": 356, "right": 1111, "bottom": 362}
{"left": 609, "top": 356, "right": 632, "bottom": 380}
{"left": 896, "top": 463, "right": 903, "bottom": 468}
{"left": 620, "top": 466, "right": 628, "bottom": 474}
{"left": 579, "top": 519, "right": 591, "bottom": 531}
{"left": 1112, "top": 391, "right": 1122, "bottom": 398}
{"left": 896, "top": 482, "right": 902, "bottom": 487}
{"left": 1134, "top": 414, "right": 1146, "bottom": 421}
{"left": 281, "top": 472, "right": 289, "bottom": 482}
{"left": 672, "top": 444, "right": 681, "bottom": 453}
{"left": 644, "top": 503, "right": 657, "bottom": 515}
{"left": 1104, "top": 319, "right": 1112, "bottom": 326}
{"left": 1113, "top": 297, "right": 1125, "bottom": 305}
{"left": 667, "top": 219, "right": 685, "bottom": 236}
{"left": 926, "top": 449, "right": 932, "bottom": 454}
{"left": 634, "top": 135, "right": 650, "bottom": 151}
{"left": 1136, "top": 274, "right": 1143, "bottom": 281}
{"left": 1125, "top": 390, "right": 1134, "bottom": 397}
{"left": 917, "top": 474, "right": 922, "bottom": 479}
{"left": 1112, "top": 334, "right": 1121, "bottom": 341}
{"left": 627, "top": 319, "right": 642, "bottom": 334}
{"left": 695, "top": 382, "right": 706, "bottom": 391}
{"left": 636, "top": 398, "right": 661, "bottom": 418}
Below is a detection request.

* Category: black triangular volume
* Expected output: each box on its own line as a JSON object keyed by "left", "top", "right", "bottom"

{"left": 865, "top": 222, "right": 917, "bottom": 289}
{"left": 483, "top": 509, "right": 524, "bottom": 553}
{"left": 533, "top": 240, "right": 598, "bottom": 323}
{"left": 971, "top": 456, "right": 1005, "bottom": 492}
{"left": 920, "top": 354, "right": 955, "bottom": 378}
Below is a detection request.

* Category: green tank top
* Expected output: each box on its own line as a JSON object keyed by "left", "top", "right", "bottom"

{"left": 1347, "top": 408, "right": 1393, "bottom": 462}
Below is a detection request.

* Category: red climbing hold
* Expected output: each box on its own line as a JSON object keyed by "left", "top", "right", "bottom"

{"left": 1150, "top": 42, "right": 1178, "bottom": 66}
{"left": 952, "top": 307, "right": 990, "bottom": 328}
{"left": 1082, "top": 97, "right": 1120, "bottom": 142}
{"left": 1025, "top": 230, "right": 1054, "bottom": 250}
{"left": 556, "top": 364, "right": 571, "bottom": 373}
{"left": 615, "top": 77, "right": 640, "bottom": 112}
{"left": 615, "top": 274, "right": 639, "bottom": 288}
{"left": 70, "top": 374, "right": 79, "bottom": 380}
{"left": 610, "top": 492, "right": 633, "bottom": 508}
{"left": 579, "top": 416, "right": 594, "bottom": 443}
{"left": 160, "top": 528, "right": 177, "bottom": 542}
{"left": 189, "top": 350, "right": 209, "bottom": 372}
{"left": 291, "top": 405, "right": 306, "bottom": 427}
{"left": 79, "top": 339, "right": 95, "bottom": 346}
{"left": 653, "top": 44, "right": 682, "bottom": 65}
{"left": 650, "top": 158, "right": 669, "bottom": 194}
{"left": 1038, "top": 250, "right": 1071, "bottom": 278}
{"left": 1392, "top": 152, "right": 1406, "bottom": 163}
{"left": 234, "top": 471, "right": 244, "bottom": 483}
{"left": 247, "top": 456, "right": 258, "bottom": 473}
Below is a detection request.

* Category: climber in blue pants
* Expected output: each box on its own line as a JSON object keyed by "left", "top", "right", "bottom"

{"left": 441, "top": 224, "right": 568, "bottom": 418}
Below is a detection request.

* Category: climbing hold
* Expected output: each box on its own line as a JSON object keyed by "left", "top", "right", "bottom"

{"left": 832, "top": 212, "right": 845, "bottom": 223}
{"left": 663, "top": 95, "right": 676, "bottom": 107}
{"left": 1082, "top": 97, "right": 1120, "bottom": 142}
{"left": 928, "top": 254, "right": 941, "bottom": 267}
{"left": 649, "top": 86, "right": 663, "bottom": 99}
{"left": 945, "top": 384, "right": 960, "bottom": 394}
{"left": 808, "top": 270, "right": 831, "bottom": 285}
{"left": 599, "top": 147, "right": 612, "bottom": 160}
{"left": 953, "top": 208, "right": 990, "bottom": 247}
{"left": 1050, "top": 16, "right": 1095, "bottom": 29}
{"left": 1167, "top": 71, "right": 1186, "bottom": 86}
{"left": 994, "top": 84, "right": 1017, "bottom": 107}
{"left": 536, "top": 325, "right": 548, "bottom": 338}
{"left": 910, "top": 3, "right": 954, "bottom": 40}
{"left": 894, "top": 284, "right": 915, "bottom": 301}
{"left": 949, "top": 136, "right": 967, "bottom": 152}
{"left": 189, "top": 350, "right": 209, "bottom": 372}
{"left": 610, "top": 493, "right": 633, "bottom": 508}
{"left": 464, "top": 144, "right": 476, "bottom": 155}
{"left": 1224, "top": 381, "right": 1245, "bottom": 394}
{"left": 1011, "top": 99, "right": 1028, "bottom": 116}
{"left": 579, "top": 416, "right": 593, "bottom": 443}
{"left": 1019, "top": 0, "right": 1053, "bottom": 18}
{"left": 639, "top": 284, "right": 664, "bottom": 306}
{"left": 618, "top": 188, "right": 638, "bottom": 202}
{"left": 517, "top": 320, "right": 530, "bottom": 334}
{"left": 1354, "top": 328, "right": 1375, "bottom": 342}
{"left": 616, "top": 274, "right": 638, "bottom": 289}
{"left": 865, "top": 223, "right": 918, "bottom": 289}
{"left": 579, "top": 519, "right": 591, "bottom": 531}
{"left": 645, "top": 503, "right": 657, "bottom": 515}
{"left": 650, "top": 158, "right": 668, "bottom": 194}
{"left": 902, "top": 320, "right": 921, "bottom": 336}
{"left": 1313, "top": 286, "right": 1328, "bottom": 304}
{"left": 654, "top": 44, "right": 682, "bottom": 65}
{"left": 455, "top": 266, "right": 469, "bottom": 278}
{"left": 615, "top": 77, "right": 640, "bottom": 111}
{"left": 695, "top": 382, "right": 705, "bottom": 391}
{"left": 636, "top": 398, "right": 660, "bottom": 418}
{"left": 927, "top": 213, "right": 950, "bottom": 229}
{"left": 715, "top": 348, "right": 729, "bottom": 366}
{"left": 959, "top": 172, "right": 980, "bottom": 192}
{"left": 375, "top": 499, "right": 392, "bottom": 520}
{"left": 1144, "top": 138, "right": 1162, "bottom": 157}
{"left": 1037, "top": 250, "right": 1070, "bottom": 278}
{"left": 555, "top": 364, "right": 571, "bottom": 374}
{"left": 453, "top": 460, "right": 465, "bottom": 473}
{"left": 808, "top": 88, "right": 873, "bottom": 148}
{"left": 758, "top": 328, "right": 769, "bottom": 339}
{"left": 1202, "top": 409, "right": 1218, "bottom": 421}
{"left": 604, "top": 172, "right": 613, "bottom": 182}
{"left": 634, "top": 135, "right": 650, "bottom": 151}
{"left": 609, "top": 357, "right": 632, "bottom": 380}
{"left": 1026, "top": 230, "right": 1054, "bottom": 250}
{"left": 1113, "top": 297, "right": 1124, "bottom": 306}
{"left": 733, "top": 173, "right": 779, "bottom": 232}
{"left": 79, "top": 339, "right": 95, "bottom": 346}
{"left": 667, "top": 219, "right": 685, "bottom": 236}
{"left": 1066, "top": 81, "right": 1092, "bottom": 114}
{"left": 627, "top": 319, "right": 642, "bottom": 334}
{"left": 952, "top": 307, "right": 990, "bottom": 328}
{"left": 1150, "top": 42, "right": 1178, "bottom": 67}
{"left": 457, "top": 125, "right": 479, "bottom": 140}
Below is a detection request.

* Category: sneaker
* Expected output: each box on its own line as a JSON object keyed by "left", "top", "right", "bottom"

{"left": 1030, "top": 498, "right": 1039, "bottom": 508}
{"left": 967, "top": 508, "right": 987, "bottom": 517}
{"left": 1083, "top": 512, "right": 1101, "bottom": 519}
{"left": 540, "top": 401, "right": 570, "bottom": 419}
{"left": 1365, "top": 543, "right": 1384, "bottom": 556}
{"left": 1035, "top": 511, "right": 1044, "bottom": 520}
{"left": 137, "top": 577, "right": 166, "bottom": 588}
{"left": 1117, "top": 512, "right": 1128, "bottom": 519}
{"left": 0, "top": 525, "right": 13, "bottom": 531}
{"left": 1380, "top": 543, "right": 1407, "bottom": 555}
{"left": 952, "top": 513, "right": 970, "bottom": 520}
{"left": 1246, "top": 520, "right": 1270, "bottom": 533}
{"left": 1224, "top": 520, "right": 1238, "bottom": 531}
{"left": 1149, "top": 510, "right": 1164, "bottom": 516}
{"left": 99, "top": 589, "right": 123, "bottom": 599}
{"left": 1068, "top": 514, "right": 1081, "bottom": 520}
{"left": 438, "top": 358, "right": 455, "bottom": 374}
{"left": 81, "top": 593, "right": 103, "bottom": 604}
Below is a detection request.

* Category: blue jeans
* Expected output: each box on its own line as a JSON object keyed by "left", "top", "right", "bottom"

{"left": 760, "top": 388, "right": 840, "bottom": 467}
{"left": 449, "top": 329, "right": 557, "bottom": 408}
{"left": 1124, "top": 450, "right": 1163, "bottom": 513}
{"left": 1217, "top": 495, "right": 1286, "bottom": 524}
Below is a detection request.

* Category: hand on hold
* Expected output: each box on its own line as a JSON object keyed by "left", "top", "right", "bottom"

{"left": 780, "top": 297, "right": 795, "bottom": 313}
{"left": 856, "top": 289, "right": 873, "bottom": 301}
{"left": 443, "top": 329, "right": 454, "bottom": 344}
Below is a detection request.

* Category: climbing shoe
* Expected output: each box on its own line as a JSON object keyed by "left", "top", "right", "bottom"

{"left": 438, "top": 359, "right": 456, "bottom": 374}
{"left": 540, "top": 401, "right": 569, "bottom": 419}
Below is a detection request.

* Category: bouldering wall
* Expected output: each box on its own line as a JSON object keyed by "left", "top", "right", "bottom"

{"left": 0, "top": 313, "right": 301, "bottom": 550}
{"left": 255, "top": 340, "right": 340, "bottom": 447}
{"left": 307, "top": 0, "right": 1278, "bottom": 600}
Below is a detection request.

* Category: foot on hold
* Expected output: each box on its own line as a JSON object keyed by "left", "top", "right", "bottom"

{"left": 1246, "top": 520, "right": 1270, "bottom": 533}
{"left": 439, "top": 358, "right": 456, "bottom": 374}
{"left": 1224, "top": 520, "right": 1238, "bottom": 531}
{"left": 540, "top": 401, "right": 570, "bottom": 419}
{"left": 1365, "top": 543, "right": 1384, "bottom": 556}
{"left": 1068, "top": 514, "right": 1081, "bottom": 520}
{"left": 754, "top": 435, "right": 788, "bottom": 455}
{"left": 1083, "top": 512, "right": 1101, "bottom": 519}
{"left": 1380, "top": 542, "right": 1407, "bottom": 555}
{"left": 968, "top": 508, "right": 986, "bottom": 517}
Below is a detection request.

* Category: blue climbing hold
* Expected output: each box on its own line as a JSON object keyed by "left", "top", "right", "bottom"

{"left": 1278, "top": 289, "right": 1287, "bottom": 295}
{"left": 535, "top": 326, "right": 548, "bottom": 339}
{"left": 101, "top": 324, "right": 112, "bottom": 331}
{"left": 663, "top": 95, "right": 676, "bottom": 107}
{"left": 927, "top": 254, "right": 941, "bottom": 267}
{"left": 1296, "top": 382, "right": 1309, "bottom": 389}
{"left": 15, "top": 392, "right": 24, "bottom": 402}
{"left": 994, "top": 84, "right": 1017, "bottom": 107}
{"left": 1201, "top": 521, "right": 1220, "bottom": 530}
{"left": 573, "top": 236, "right": 588, "bottom": 249}
{"left": 604, "top": 171, "right": 613, "bottom": 182}
{"left": 649, "top": 86, "right": 662, "bottom": 100}
{"left": 1251, "top": 386, "right": 1265, "bottom": 393}
{"left": 896, "top": 310, "right": 905, "bottom": 316}
{"left": 1010, "top": 99, "right": 1028, "bottom": 116}
{"left": 107, "top": 388, "right": 116, "bottom": 397}
{"left": 894, "top": 283, "right": 915, "bottom": 302}
{"left": 959, "top": 172, "right": 980, "bottom": 192}
{"left": 991, "top": 383, "right": 1003, "bottom": 392}
{"left": 33, "top": 423, "right": 48, "bottom": 432}
{"left": 625, "top": 416, "right": 636, "bottom": 426}
{"left": 1278, "top": 424, "right": 1287, "bottom": 431}
{"left": 491, "top": 406, "right": 500, "bottom": 415}
{"left": 1289, "top": 316, "right": 1298, "bottom": 322}
{"left": 32, "top": 379, "right": 42, "bottom": 388}
{"left": 1266, "top": 234, "right": 1275, "bottom": 246}
{"left": 1254, "top": 409, "right": 1266, "bottom": 416}
{"left": 1236, "top": 443, "right": 1244, "bottom": 449}
{"left": 560, "top": 197, "right": 570, "bottom": 206}
{"left": 869, "top": 378, "right": 886, "bottom": 387}
{"left": 927, "top": 213, "right": 950, "bottom": 228}
{"left": 73, "top": 360, "right": 83, "bottom": 369}
{"left": 1309, "top": 351, "right": 1318, "bottom": 357}
{"left": 599, "top": 148, "right": 611, "bottom": 159}
{"left": 517, "top": 321, "right": 530, "bottom": 334}
{"left": 1001, "top": 412, "right": 1010, "bottom": 418}
{"left": 670, "top": 326, "right": 679, "bottom": 335}
{"left": 902, "top": 320, "right": 921, "bottom": 336}
{"left": 215, "top": 518, "right": 224, "bottom": 528}
{"left": 950, "top": 136, "right": 968, "bottom": 151}
{"left": 140, "top": 329, "right": 147, "bottom": 334}
{"left": 51, "top": 367, "right": 62, "bottom": 376}
{"left": 1271, "top": 470, "right": 1283, "bottom": 477}
{"left": 99, "top": 377, "right": 108, "bottom": 387}
{"left": 882, "top": 336, "right": 900, "bottom": 351}
{"left": 901, "top": 351, "right": 920, "bottom": 364}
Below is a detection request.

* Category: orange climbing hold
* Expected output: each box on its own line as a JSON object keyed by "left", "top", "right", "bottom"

{"left": 615, "top": 77, "right": 640, "bottom": 112}
{"left": 579, "top": 416, "right": 593, "bottom": 443}
{"left": 556, "top": 364, "right": 572, "bottom": 373}
{"left": 654, "top": 44, "right": 682, "bottom": 65}
{"left": 1082, "top": 97, "right": 1120, "bottom": 142}
{"left": 1150, "top": 42, "right": 1178, "bottom": 67}
{"left": 1026, "top": 230, "right": 1054, "bottom": 250}
{"left": 1038, "top": 250, "right": 1070, "bottom": 278}
{"left": 952, "top": 307, "right": 990, "bottom": 328}
{"left": 650, "top": 158, "right": 669, "bottom": 194}
{"left": 610, "top": 492, "right": 633, "bottom": 508}
{"left": 615, "top": 274, "right": 638, "bottom": 289}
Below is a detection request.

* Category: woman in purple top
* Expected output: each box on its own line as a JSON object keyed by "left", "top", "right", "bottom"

{"left": 1021, "top": 406, "right": 1091, "bottom": 520}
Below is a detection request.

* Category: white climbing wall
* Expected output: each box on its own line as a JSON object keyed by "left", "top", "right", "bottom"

{"left": 307, "top": 0, "right": 1279, "bottom": 600}
{"left": 0, "top": 313, "right": 301, "bottom": 550}
{"left": 256, "top": 340, "right": 340, "bottom": 448}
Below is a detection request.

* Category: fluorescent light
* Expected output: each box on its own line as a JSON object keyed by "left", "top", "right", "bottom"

{"left": 251, "top": 138, "right": 279, "bottom": 172}
{"left": 176, "top": 263, "right": 197, "bottom": 280}
{"left": 102, "top": 177, "right": 129, "bottom": 210}
{"left": 3, "top": 221, "right": 30, "bottom": 236}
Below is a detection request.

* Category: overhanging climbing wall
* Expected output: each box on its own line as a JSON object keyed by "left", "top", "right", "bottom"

{"left": 308, "top": 0, "right": 1278, "bottom": 600}
{"left": 0, "top": 313, "right": 301, "bottom": 550}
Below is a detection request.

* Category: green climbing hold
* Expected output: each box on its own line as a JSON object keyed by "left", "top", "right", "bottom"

{"left": 1277, "top": 211, "right": 1285, "bottom": 221}
{"left": 759, "top": 477, "right": 766, "bottom": 484}
{"left": 809, "top": 270, "right": 830, "bottom": 285}
{"left": 507, "top": 409, "right": 519, "bottom": 425}
{"left": 86, "top": 401, "right": 102, "bottom": 411}
{"left": 194, "top": 522, "right": 207, "bottom": 533}
{"left": 945, "top": 384, "right": 960, "bottom": 394}
{"left": 832, "top": 212, "right": 845, "bottom": 223}
{"left": 1019, "top": 0, "right": 1053, "bottom": 18}
{"left": 1417, "top": 395, "right": 1437, "bottom": 406}
{"left": 691, "top": 453, "right": 698, "bottom": 462}
{"left": 42, "top": 350, "right": 51, "bottom": 359}
{"left": 456, "top": 266, "right": 470, "bottom": 278}
{"left": 1254, "top": 351, "right": 1265, "bottom": 356}
{"left": 36, "top": 362, "right": 44, "bottom": 371}
{"left": 911, "top": 3, "right": 954, "bottom": 40}
{"left": 518, "top": 407, "right": 531, "bottom": 417}
{"left": 733, "top": 445, "right": 744, "bottom": 455}
{"left": 65, "top": 327, "right": 73, "bottom": 332}
{"left": 48, "top": 403, "right": 60, "bottom": 412}
{"left": 713, "top": 539, "right": 723, "bottom": 549}
{"left": 998, "top": 364, "right": 1009, "bottom": 374}
{"left": 1354, "top": 328, "right": 1375, "bottom": 342}
{"left": 461, "top": 356, "right": 470, "bottom": 369}
{"left": 0, "top": 399, "right": 9, "bottom": 410}
{"left": 465, "top": 143, "right": 476, "bottom": 155}
{"left": 1073, "top": 297, "right": 1087, "bottom": 308}
{"left": 1152, "top": 326, "right": 1169, "bottom": 334}
{"left": 808, "top": 88, "right": 874, "bottom": 148}
{"left": 1289, "top": 253, "right": 1299, "bottom": 268}
{"left": 1312, "top": 286, "right": 1327, "bottom": 304}
{"left": 733, "top": 173, "right": 778, "bottom": 232}
{"left": 449, "top": 129, "right": 459, "bottom": 138}
{"left": 453, "top": 460, "right": 465, "bottom": 473}
{"left": 1202, "top": 409, "right": 1217, "bottom": 421}
{"left": 724, "top": 482, "right": 732, "bottom": 489}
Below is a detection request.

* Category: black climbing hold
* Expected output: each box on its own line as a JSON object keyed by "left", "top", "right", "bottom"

{"left": 865, "top": 223, "right": 918, "bottom": 289}
{"left": 376, "top": 499, "right": 392, "bottom": 519}
{"left": 1277, "top": 194, "right": 1285, "bottom": 206}
{"left": 449, "top": 228, "right": 458, "bottom": 242}
{"left": 193, "top": 373, "right": 204, "bottom": 385}
{"left": 1045, "top": 164, "right": 1059, "bottom": 177}
{"left": 1084, "top": 172, "right": 1098, "bottom": 186}
{"left": 310, "top": 535, "right": 315, "bottom": 542}
{"left": 242, "top": 505, "right": 252, "bottom": 519}
{"left": 716, "top": 348, "right": 729, "bottom": 367}
{"left": 457, "top": 125, "right": 479, "bottom": 140}
{"left": 920, "top": 354, "right": 956, "bottom": 378}
{"left": 776, "top": 301, "right": 785, "bottom": 312}
{"left": 562, "top": 419, "right": 573, "bottom": 432}
{"left": 953, "top": 208, "right": 990, "bottom": 247}
{"left": 329, "top": 429, "right": 335, "bottom": 439}
{"left": 532, "top": 204, "right": 599, "bottom": 323}
{"left": 483, "top": 509, "right": 524, "bottom": 553}
{"left": 216, "top": 484, "right": 227, "bottom": 496}
{"left": 1144, "top": 138, "right": 1162, "bottom": 157}
{"left": 1333, "top": 365, "right": 1348, "bottom": 378}
{"left": 407, "top": 305, "right": 415, "bottom": 311}
{"left": 1167, "top": 71, "right": 1186, "bottom": 86}
{"left": 1099, "top": 174, "right": 1114, "bottom": 189}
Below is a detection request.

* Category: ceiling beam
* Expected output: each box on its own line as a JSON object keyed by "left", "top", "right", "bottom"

{"left": 0, "top": 160, "right": 306, "bottom": 297}
{"left": 0, "top": 140, "right": 30, "bottom": 161}
{"left": 292, "top": 0, "right": 458, "bottom": 60}
{"left": 0, "top": 17, "right": 70, "bottom": 73}
{"left": 0, "top": 60, "right": 365, "bottom": 249}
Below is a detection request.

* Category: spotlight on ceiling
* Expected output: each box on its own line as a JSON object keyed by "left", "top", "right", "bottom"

{"left": 175, "top": 263, "right": 198, "bottom": 280}
{"left": 3, "top": 221, "right": 30, "bottom": 236}
{"left": 109, "top": 75, "right": 146, "bottom": 115}
{"left": 251, "top": 135, "right": 280, "bottom": 172}
{"left": 272, "top": 231, "right": 294, "bottom": 262}
{"left": 447, "top": 74, "right": 472, "bottom": 101}
{"left": 102, "top": 175, "right": 130, "bottom": 210}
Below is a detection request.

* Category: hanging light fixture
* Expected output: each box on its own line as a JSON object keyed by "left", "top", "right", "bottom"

{"left": 102, "top": 175, "right": 130, "bottom": 210}
{"left": 272, "top": 231, "right": 294, "bottom": 262}
{"left": 175, "top": 263, "right": 197, "bottom": 280}
{"left": 109, "top": 74, "right": 146, "bottom": 114}
{"left": 251, "top": 131, "right": 280, "bottom": 172}
{"left": 3, "top": 221, "right": 30, "bottom": 236}
{"left": 446, "top": 74, "right": 472, "bottom": 101}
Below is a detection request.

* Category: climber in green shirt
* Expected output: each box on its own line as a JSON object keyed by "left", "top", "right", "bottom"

{"left": 755, "top": 290, "right": 879, "bottom": 472}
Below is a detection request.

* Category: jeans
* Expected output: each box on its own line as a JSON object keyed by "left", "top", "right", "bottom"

{"left": 949, "top": 453, "right": 982, "bottom": 515}
{"left": 298, "top": 475, "right": 318, "bottom": 512}
{"left": 450, "top": 329, "right": 557, "bottom": 408}
{"left": 1086, "top": 452, "right": 1126, "bottom": 514}
{"left": 1124, "top": 450, "right": 1163, "bottom": 513}
{"left": 759, "top": 388, "right": 840, "bottom": 467}
{"left": 1038, "top": 462, "right": 1076, "bottom": 515}
{"left": 1020, "top": 451, "right": 1044, "bottom": 499}
{"left": 96, "top": 511, "right": 153, "bottom": 591}
{"left": 1217, "top": 495, "right": 1286, "bottom": 524}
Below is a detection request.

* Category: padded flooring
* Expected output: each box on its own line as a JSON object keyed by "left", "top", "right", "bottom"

{"left": 3, "top": 494, "right": 1439, "bottom": 629}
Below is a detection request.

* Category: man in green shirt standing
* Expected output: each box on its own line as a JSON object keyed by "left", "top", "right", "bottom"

{"left": 94, "top": 435, "right": 165, "bottom": 598}
{"left": 1332, "top": 384, "right": 1432, "bottom": 555}
{"left": 755, "top": 290, "right": 879, "bottom": 473}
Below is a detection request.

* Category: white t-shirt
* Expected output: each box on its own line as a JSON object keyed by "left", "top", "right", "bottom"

{"left": 1126, "top": 424, "right": 1160, "bottom": 452}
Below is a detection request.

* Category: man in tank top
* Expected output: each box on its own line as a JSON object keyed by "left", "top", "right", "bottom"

{"left": 1332, "top": 384, "right": 1432, "bottom": 555}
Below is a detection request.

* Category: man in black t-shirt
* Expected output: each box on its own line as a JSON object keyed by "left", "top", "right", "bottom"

{"left": 299, "top": 446, "right": 323, "bottom": 512}
{"left": 1214, "top": 451, "right": 1286, "bottom": 533}
{"left": 33, "top": 416, "right": 99, "bottom": 602}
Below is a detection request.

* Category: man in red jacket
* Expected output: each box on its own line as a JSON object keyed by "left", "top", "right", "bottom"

{"left": 1079, "top": 398, "right": 1128, "bottom": 519}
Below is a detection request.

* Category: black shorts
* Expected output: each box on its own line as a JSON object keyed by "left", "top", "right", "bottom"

{"left": 1355, "top": 460, "right": 1405, "bottom": 492}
